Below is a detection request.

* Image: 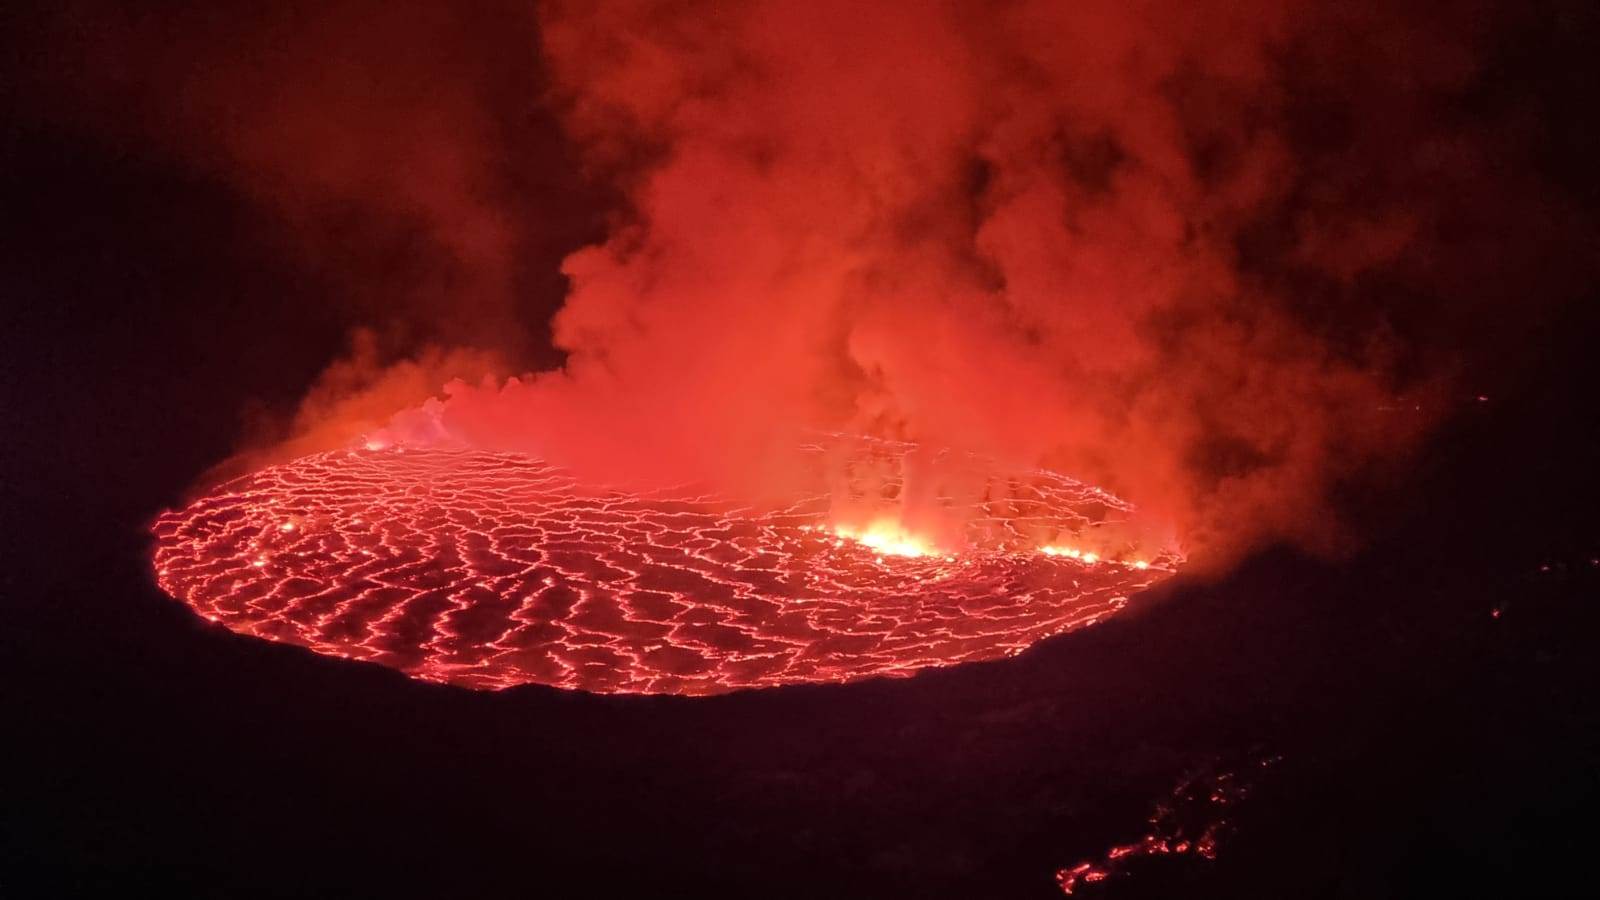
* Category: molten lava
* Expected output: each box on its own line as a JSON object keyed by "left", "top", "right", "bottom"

{"left": 1055, "top": 755, "right": 1281, "bottom": 895}
{"left": 152, "top": 440, "right": 1176, "bottom": 695}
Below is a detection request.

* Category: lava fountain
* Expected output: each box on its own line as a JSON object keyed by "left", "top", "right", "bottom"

{"left": 152, "top": 437, "right": 1178, "bottom": 695}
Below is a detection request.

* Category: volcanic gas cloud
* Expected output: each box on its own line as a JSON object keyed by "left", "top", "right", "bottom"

{"left": 51, "top": 0, "right": 1566, "bottom": 690}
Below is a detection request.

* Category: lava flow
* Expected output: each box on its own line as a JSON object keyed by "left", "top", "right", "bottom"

{"left": 152, "top": 440, "right": 1177, "bottom": 695}
{"left": 1056, "top": 754, "right": 1282, "bottom": 895}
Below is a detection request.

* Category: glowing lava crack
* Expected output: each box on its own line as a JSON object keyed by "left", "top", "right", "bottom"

{"left": 152, "top": 445, "right": 1176, "bottom": 695}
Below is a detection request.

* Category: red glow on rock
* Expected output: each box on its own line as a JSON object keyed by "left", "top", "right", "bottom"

{"left": 152, "top": 443, "right": 1175, "bottom": 695}
{"left": 1055, "top": 755, "right": 1280, "bottom": 894}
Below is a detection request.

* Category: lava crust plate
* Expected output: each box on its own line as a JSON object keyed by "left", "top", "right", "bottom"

{"left": 152, "top": 444, "right": 1174, "bottom": 695}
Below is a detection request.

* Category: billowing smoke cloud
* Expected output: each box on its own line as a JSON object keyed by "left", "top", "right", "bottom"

{"left": 22, "top": 0, "right": 1590, "bottom": 565}
{"left": 384, "top": 0, "right": 1567, "bottom": 563}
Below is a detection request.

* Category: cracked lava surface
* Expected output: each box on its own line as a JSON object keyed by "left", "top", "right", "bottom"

{"left": 151, "top": 442, "right": 1177, "bottom": 695}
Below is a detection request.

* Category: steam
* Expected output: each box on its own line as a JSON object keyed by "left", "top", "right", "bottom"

{"left": 388, "top": 0, "right": 1471, "bottom": 562}
{"left": 27, "top": 0, "right": 1587, "bottom": 565}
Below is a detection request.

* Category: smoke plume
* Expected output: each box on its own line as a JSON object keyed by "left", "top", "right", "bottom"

{"left": 22, "top": 0, "right": 1591, "bottom": 564}
{"left": 391, "top": 0, "right": 1558, "bottom": 562}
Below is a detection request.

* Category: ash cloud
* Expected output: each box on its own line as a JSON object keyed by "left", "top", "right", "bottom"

{"left": 22, "top": 0, "right": 1592, "bottom": 565}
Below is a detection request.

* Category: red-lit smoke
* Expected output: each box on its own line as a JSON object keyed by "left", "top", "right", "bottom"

{"left": 387, "top": 0, "right": 1477, "bottom": 561}
{"left": 24, "top": 0, "right": 1588, "bottom": 565}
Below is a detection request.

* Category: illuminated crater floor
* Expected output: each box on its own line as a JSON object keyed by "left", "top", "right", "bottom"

{"left": 152, "top": 445, "right": 1176, "bottom": 695}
